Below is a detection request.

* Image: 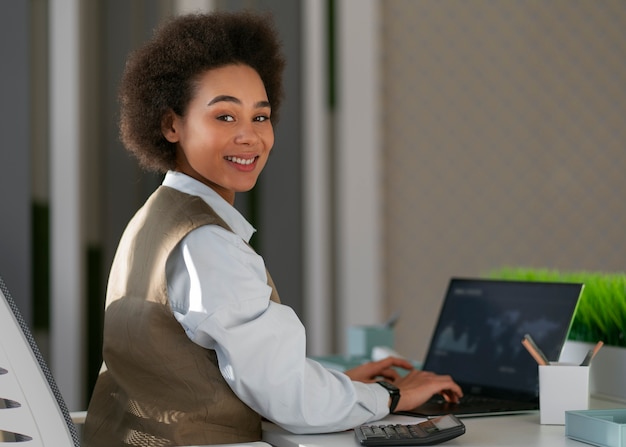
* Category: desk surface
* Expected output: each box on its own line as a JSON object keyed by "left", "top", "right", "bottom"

{"left": 262, "top": 397, "right": 625, "bottom": 447}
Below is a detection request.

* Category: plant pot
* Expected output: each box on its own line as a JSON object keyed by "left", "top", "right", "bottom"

{"left": 560, "top": 340, "right": 626, "bottom": 402}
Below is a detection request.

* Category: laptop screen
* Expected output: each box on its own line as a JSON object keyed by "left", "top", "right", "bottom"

{"left": 422, "top": 278, "right": 583, "bottom": 398}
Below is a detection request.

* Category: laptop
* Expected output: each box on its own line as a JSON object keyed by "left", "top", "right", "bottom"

{"left": 0, "top": 275, "right": 80, "bottom": 446}
{"left": 399, "top": 277, "right": 583, "bottom": 418}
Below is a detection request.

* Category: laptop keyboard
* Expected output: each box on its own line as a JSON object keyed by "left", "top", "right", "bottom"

{"left": 431, "top": 394, "right": 501, "bottom": 405}
{"left": 393, "top": 393, "right": 538, "bottom": 418}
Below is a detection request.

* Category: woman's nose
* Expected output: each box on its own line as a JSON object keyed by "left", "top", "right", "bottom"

{"left": 234, "top": 121, "right": 260, "bottom": 145}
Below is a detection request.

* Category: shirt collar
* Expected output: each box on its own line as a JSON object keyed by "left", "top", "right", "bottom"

{"left": 162, "top": 170, "right": 256, "bottom": 243}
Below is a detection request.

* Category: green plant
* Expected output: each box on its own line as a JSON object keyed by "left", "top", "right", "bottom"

{"left": 488, "top": 268, "right": 626, "bottom": 348}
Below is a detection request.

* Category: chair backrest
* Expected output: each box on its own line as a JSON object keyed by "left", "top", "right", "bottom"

{"left": 0, "top": 275, "right": 80, "bottom": 446}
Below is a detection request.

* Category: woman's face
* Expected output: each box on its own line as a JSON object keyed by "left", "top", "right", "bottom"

{"left": 163, "top": 64, "right": 274, "bottom": 204}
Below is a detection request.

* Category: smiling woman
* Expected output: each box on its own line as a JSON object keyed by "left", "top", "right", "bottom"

{"left": 82, "top": 10, "right": 462, "bottom": 447}
{"left": 117, "top": 12, "right": 286, "bottom": 175}
{"left": 82, "top": 12, "right": 290, "bottom": 446}
{"left": 161, "top": 64, "right": 275, "bottom": 204}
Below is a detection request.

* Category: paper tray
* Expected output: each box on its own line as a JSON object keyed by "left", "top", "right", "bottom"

{"left": 565, "top": 409, "right": 626, "bottom": 447}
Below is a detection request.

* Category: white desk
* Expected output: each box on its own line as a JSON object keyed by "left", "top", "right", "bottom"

{"left": 262, "top": 397, "right": 625, "bottom": 447}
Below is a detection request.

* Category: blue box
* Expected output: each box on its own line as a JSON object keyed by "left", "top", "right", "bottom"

{"left": 346, "top": 326, "right": 394, "bottom": 358}
{"left": 565, "top": 409, "right": 626, "bottom": 447}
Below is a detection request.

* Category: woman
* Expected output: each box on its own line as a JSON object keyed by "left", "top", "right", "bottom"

{"left": 83, "top": 11, "right": 462, "bottom": 447}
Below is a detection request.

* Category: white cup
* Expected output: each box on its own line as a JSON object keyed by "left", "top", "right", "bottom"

{"left": 539, "top": 363, "right": 590, "bottom": 424}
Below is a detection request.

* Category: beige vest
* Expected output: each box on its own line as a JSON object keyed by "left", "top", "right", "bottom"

{"left": 83, "top": 186, "right": 281, "bottom": 446}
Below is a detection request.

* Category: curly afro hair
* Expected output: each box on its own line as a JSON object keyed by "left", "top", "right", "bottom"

{"left": 118, "top": 11, "right": 286, "bottom": 173}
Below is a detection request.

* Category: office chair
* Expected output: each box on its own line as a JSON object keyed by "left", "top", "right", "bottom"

{"left": 0, "top": 275, "right": 80, "bottom": 445}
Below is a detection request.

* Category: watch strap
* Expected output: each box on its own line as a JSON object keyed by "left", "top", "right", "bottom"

{"left": 377, "top": 381, "right": 400, "bottom": 413}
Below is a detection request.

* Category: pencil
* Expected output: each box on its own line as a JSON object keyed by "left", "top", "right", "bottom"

{"left": 580, "top": 340, "right": 604, "bottom": 366}
{"left": 522, "top": 334, "right": 549, "bottom": 366}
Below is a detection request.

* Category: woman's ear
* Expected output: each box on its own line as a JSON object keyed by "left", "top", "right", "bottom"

{"left": 161, "top": 110, "right": 179, "bottom": 143}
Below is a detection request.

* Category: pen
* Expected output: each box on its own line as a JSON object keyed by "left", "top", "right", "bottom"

{"left": 384, "top": 311, "right": 400, "bottom": 328}
{"left": 580, "top": 340, "right": 604, "bottom": 366}
{"left": 521, "top": 334, "right": 549, "bottom": 366}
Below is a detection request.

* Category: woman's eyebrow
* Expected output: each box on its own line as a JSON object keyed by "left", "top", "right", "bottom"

{"left": 208, "top": 95, "right": 271, "bottom": 109}
{"left": 208, "top": 95, "right": 239, "bottom": 106}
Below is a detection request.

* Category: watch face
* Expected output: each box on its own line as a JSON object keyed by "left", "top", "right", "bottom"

{"left": 378, "top": 381, "right": 399, "bottom": 392}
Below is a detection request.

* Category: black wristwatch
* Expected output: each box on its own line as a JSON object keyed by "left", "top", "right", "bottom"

{"left": 377, "top": 381, "right": 400, "bottom": 413}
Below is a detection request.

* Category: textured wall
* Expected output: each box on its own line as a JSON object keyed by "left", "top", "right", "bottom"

{"left": 381, "top": 1, "right": 626, "bottom": 361}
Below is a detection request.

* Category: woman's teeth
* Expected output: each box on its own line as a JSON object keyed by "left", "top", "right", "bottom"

{"left": 225, "top": 156, "right": 255, "bottom": 165}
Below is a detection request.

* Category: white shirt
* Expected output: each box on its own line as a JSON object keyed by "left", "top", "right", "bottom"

{"left": 163, "top": 171, "right": 389, "bottom": 434}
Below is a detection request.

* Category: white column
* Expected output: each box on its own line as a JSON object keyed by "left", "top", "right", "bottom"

{"left": 49, "top": 0, "right": 84, "bottom": 411}
{"left": 174, "top": 0, "right": 215, "bottom": 15}
{"left": 336, "top": 0, "right": 382, "bottom": 352}
{"left": 303, "top": 0, "right": 332, "bottom": 356}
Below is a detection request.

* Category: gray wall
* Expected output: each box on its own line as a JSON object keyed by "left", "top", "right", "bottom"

{"left": 381, "top": 1, "right": 626, "bottom": 361}
{"left": 0, "top": 2, "right": 32, "bottom": 321}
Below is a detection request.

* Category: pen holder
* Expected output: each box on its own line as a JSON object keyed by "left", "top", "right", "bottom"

{"left": 539, "top": 363, "right": 590, "bottom": 425}
{"left": 346, "top": 326, "right": 394, "bottom": 358}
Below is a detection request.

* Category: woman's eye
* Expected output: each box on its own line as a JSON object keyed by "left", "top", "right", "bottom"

{"left": 255, "top": 115, "right": 270, "bottom": 122}
{"left": 217, "top": 115, "right": 235, "bottom": 122}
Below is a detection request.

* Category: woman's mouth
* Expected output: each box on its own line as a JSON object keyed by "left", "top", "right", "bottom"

{"left": 224, "top": 155, "right": 259, "bottom": 171}
{"left": 224, "top": 155, "right": 257, "bottom": 166}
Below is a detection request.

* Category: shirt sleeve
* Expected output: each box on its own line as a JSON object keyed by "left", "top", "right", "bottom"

{"left": 166, "top": 225, "right": 390, "bottom": 433}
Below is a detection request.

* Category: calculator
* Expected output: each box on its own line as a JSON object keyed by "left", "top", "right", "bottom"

{"left": 354, "top": 414, "right": 465, "bottom": 446}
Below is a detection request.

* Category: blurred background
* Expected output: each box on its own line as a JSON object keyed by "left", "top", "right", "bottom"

{"left": 1, "top": 0, "right": 625, "bottom": 411}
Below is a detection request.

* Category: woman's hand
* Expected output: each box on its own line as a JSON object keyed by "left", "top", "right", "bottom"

{"left": 392, "top": 370, "right": 463, "bottom": 412}
{"left": 345, "top": 357, "right": 414, "bottom": 383}
{"left": 345, "top": 358, "right": 463, "bottom": 413}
